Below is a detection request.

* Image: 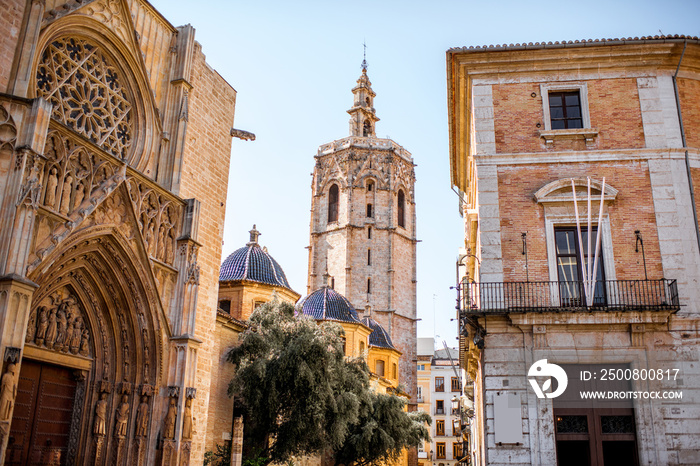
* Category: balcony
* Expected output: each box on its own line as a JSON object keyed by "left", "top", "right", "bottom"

{"left": 435, "top": 407, "right": 445, "bottom": 415}
{"left": 460, "top": 279, "right": 679, "bottom": 314}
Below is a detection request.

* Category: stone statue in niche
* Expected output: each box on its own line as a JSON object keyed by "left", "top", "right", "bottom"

{"left": 93, "top": 392, "right": 108, "bottom": 436}
{"left": 145, "top": 220, "right": 155, "bottom": 256}
{"left": 0, "top": 363, "right": 17, "bottom": 420}
{"left": 135, "top": 396, "right": 149, "bottom": 437}
{"left": 45, "top": 167, "right": 58, "bottom": 208}
{"left": 73, "top": 180, "right": 84, "bottom": 210}
{"left": 182, "top": 398, "right": 193, "bottom": 440}
{"left": 60, "top": 173, "right": 72, "bottom": 215}
{"left": 163, "top": 398, "right": 177, "bottom": 439}
{"left": 114, "top": 394, "right": 129, "bottom": 438}
{"left": 157, "top": 224, "right": 166, "bottom": 262}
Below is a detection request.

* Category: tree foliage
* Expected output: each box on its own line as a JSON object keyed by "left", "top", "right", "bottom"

{"left": 227, "top": 301, "right": 430, "bottom": 465}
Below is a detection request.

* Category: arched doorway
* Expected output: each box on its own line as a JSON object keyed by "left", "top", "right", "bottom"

{"left": 7, "top": 228, "right": 164, "bottom": 465}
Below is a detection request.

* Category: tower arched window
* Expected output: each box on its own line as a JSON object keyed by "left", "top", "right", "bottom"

{"left": 328, "top": 184, "right": 339, "bottom": 223}
{"left": 398, "top": 189, "right": 406, "bottom": 228}
{"left": 363, "top": 120, "right": 371, "bottom": 137}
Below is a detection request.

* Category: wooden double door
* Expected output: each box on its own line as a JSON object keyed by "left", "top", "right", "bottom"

{"left": 5, "top": 360, "right": 78, "bottom": 466}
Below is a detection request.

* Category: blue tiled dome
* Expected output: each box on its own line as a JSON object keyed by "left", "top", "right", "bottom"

{"left": 361, "top": 317, "right": 396, "bottom": 349}
{"left": 219, "top": 226, "right": 291, "bottom": 289}
{"left": 296, "top": 287, "right": 361, "bottom": 323}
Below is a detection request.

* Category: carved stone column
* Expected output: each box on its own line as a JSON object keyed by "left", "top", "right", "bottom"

{"left": 231, "top": 415, "right": 244, "bottom": 466}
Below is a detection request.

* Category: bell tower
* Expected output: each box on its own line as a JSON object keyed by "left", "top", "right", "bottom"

{"left": 306, "top": 59, "right": 418, "bottom": 403}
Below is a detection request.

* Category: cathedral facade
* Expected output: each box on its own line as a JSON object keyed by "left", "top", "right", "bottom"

{"left": 0, "top": 1, "right": 238, "bottom": 464}
{"left": 306, "top": 62, "right": 418, "bottom": 404}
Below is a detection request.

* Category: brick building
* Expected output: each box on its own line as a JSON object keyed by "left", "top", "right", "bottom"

{"left": 447, "top": 36, "right": 700, "bottom": 465}
{"left": 0, "top": 1, "right": 244, "bottom": 464}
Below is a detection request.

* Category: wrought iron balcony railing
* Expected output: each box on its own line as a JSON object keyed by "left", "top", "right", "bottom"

{"left": 460, "top": 279, "right": 679, "bottom": 314}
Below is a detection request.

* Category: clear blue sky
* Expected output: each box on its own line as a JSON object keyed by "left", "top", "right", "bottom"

{"left": 149, "top": 0, "right": 700, "bottom": 346}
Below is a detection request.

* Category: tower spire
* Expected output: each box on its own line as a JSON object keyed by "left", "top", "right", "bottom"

{"left": 347, "top": 45, "right": 379, "bottom": 138}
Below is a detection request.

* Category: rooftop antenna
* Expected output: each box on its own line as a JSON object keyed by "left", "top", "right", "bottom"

{"left": 362, "top": 40, "right": 368, "bottom": 71}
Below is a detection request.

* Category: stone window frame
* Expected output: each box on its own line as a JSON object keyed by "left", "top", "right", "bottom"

{"left": 535, "top": 178, "right": 619, "bottom": 302}
{"left": 539, "top": 82, "right": 598, "bottom": 145}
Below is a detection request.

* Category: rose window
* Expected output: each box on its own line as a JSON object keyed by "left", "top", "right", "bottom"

{"left": 36, "top": 38, "right": 133, "bottom": 159}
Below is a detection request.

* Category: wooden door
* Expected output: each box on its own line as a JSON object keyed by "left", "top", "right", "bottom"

{"left": 6, "top": 360, "right": 77, "bottom": 466}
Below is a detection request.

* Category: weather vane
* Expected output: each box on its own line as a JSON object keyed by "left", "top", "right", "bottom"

{"left": 362, "top": 40, "right": 368, "bottom": 71}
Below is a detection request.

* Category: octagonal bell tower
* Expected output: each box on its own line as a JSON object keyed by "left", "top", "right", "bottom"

{"left": 306, "top": 60, "right": 418, "bottom": 403}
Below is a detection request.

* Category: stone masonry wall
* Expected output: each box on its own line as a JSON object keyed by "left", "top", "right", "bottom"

{"left": 177, "top": 42, "right": 236, "bottom": 463}
{"left": 492, "top": 78, "right": 645, "bottom": 154}
{"left": 497, "top": 162, "right": 663, "bottom": 283}
{"left": 0, "top": 0, "right": 24, "bottom": 92}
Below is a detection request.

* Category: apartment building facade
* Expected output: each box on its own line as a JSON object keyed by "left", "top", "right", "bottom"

{"left": 447, "top": 36, "right": 700, "bottom": 466}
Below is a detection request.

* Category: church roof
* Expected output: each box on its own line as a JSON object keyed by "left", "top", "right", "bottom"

{"left": 219, "top": 225, "right": 291, "bottom": 289}
{"left": 295, "top": 287, "right": 361, "bottom": 324}
{"left": 361, "top": 317, "right": 396, "bottom": 350}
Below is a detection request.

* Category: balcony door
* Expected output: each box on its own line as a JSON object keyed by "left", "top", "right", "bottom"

{"left": 555, "top": 227, "right": 606, "bottom": 306}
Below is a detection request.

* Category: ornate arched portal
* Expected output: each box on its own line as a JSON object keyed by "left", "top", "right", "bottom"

{"left": 7, "top": 226, "right": 166, "bottom": 465}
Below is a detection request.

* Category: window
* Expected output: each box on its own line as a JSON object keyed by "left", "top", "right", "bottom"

{"left": 366, "top": 203, "right": 373, "bottom": 218}
{"left": 218, "top": 299, "right": 231, "bottom": 314}
{"left": 548, "top": 91, "right": 582, "bottom": 129}
{"left": 392, "top": 363, "right": 397, "bottom": 379}
{"left": 397, "top": 189, "right": 406, "bottom": 228}
{"left": 254, "top": 301, "right": 265, "bottom": 310}
{"left": 359, "top": 340, "right": 365, "bottom": 355}
{"left": 436, "top": 420, "right": 445, "bottom": 436}
{"left": 367, "top": 180, "right": 374, "bottom": 191}
{"left": 367, "top": 278, "right": 371, "bottom": 294}
{"left": 435, "top": 377, "right": 445, "bottom": 392}
{"left": 555, "top": 227, "right": 606, "bottom": 306}
{"left": 363, "top": 120, "right": 371, "bottom": 137}
{"left": 453, "top": 443, "right": 462, "bottom": 459}
{"left": 451, "top": 377, "right": 461, "bottom": 392}
{"left": 367, "top": 227, "right": 372, "bottom": 239}
{"left": 367, "top": 249, "right": 371, "bottom": 266}
{"left": 436, "top": 443, "right": 446, "bottom": 459}
{"left": 417, "top": 364, "right": 425, "bottom": 371}
{"left": 328, "top": 184, "right": 339, "bottom": 223}
{"left": 375, "top": 359, "right": 385, "bottom": 377}
{"left": 436, "top": 400, "right": 444, "bottom": 415}
{"left": 417, "top": 385, "right": 423, "bottom": 401}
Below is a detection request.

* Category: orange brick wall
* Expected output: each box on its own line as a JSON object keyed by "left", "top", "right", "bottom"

{"left": 679, "top": 78, "right": 700, "bottom": 149}
{"left": 177, "top": 42, "right": 236, "bottom": 463}
{"left": 493, "top": 78, "right": 645, "bottom": 153}
{"left": 0, "top": 0, "right": 24, "bottom": 92}
{"left": 497, "top": 162, "right": 662, "bottom": 282}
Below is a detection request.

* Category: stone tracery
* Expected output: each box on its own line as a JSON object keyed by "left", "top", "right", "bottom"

{"left": 36, "top": 37, "right": 133, "bottom": 160}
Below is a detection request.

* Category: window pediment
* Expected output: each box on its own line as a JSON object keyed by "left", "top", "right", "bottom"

{"left": 535, "top": 177, "right": 618, "bottom": 205}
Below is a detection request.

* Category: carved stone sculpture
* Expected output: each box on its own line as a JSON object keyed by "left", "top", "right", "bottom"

{"left": 60, "top": 173, "right": 72, "bottom": 214}
{"left": 93, "top": 392, "right": 108, "bottom": 436}
{"left": 25, "top": 308, "right": 36, "bottom": 343}
{"left": 135, "top": 396, "right": 149, "bottom": 437}
{"left": 0, "top": 363, "right": 17, "bottom": 420}
{"left": 35, "top": 306, "right": 48, "bottom": 345}
{"left": 45, "top": 308, "right": 57, "bottom": 349}
{"left": 114, "top": 394, "right": 129, "bottom": 438}
{"left": 182, "top": 398, "right": 193, "bottom": 440}
{"left": 79, "top": 329, "right": 90, "bottom": 356}
{"left": 45, "top": 167, "right": 58, "bottom": 208}
{"left": 73, "top": 180, "right": 84, "bottom": 210}
{"left": 55, "top": 308, "right": 68, "bottom": 350}
{"left": 163, "top": 398, "right": 177, "bottom": 440}
{"left": 70, "top": 318, "right": 82, "bottom": 354}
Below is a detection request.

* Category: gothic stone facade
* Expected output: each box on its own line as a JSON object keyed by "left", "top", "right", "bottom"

{"left": 307, "top": 67, "right": 418, "bottom": 407}
{"left": 448, "top": 37, "right": 700, "bottom": 465}
{"left": 0, "top": 1, "right": 237, "bottom": 464}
